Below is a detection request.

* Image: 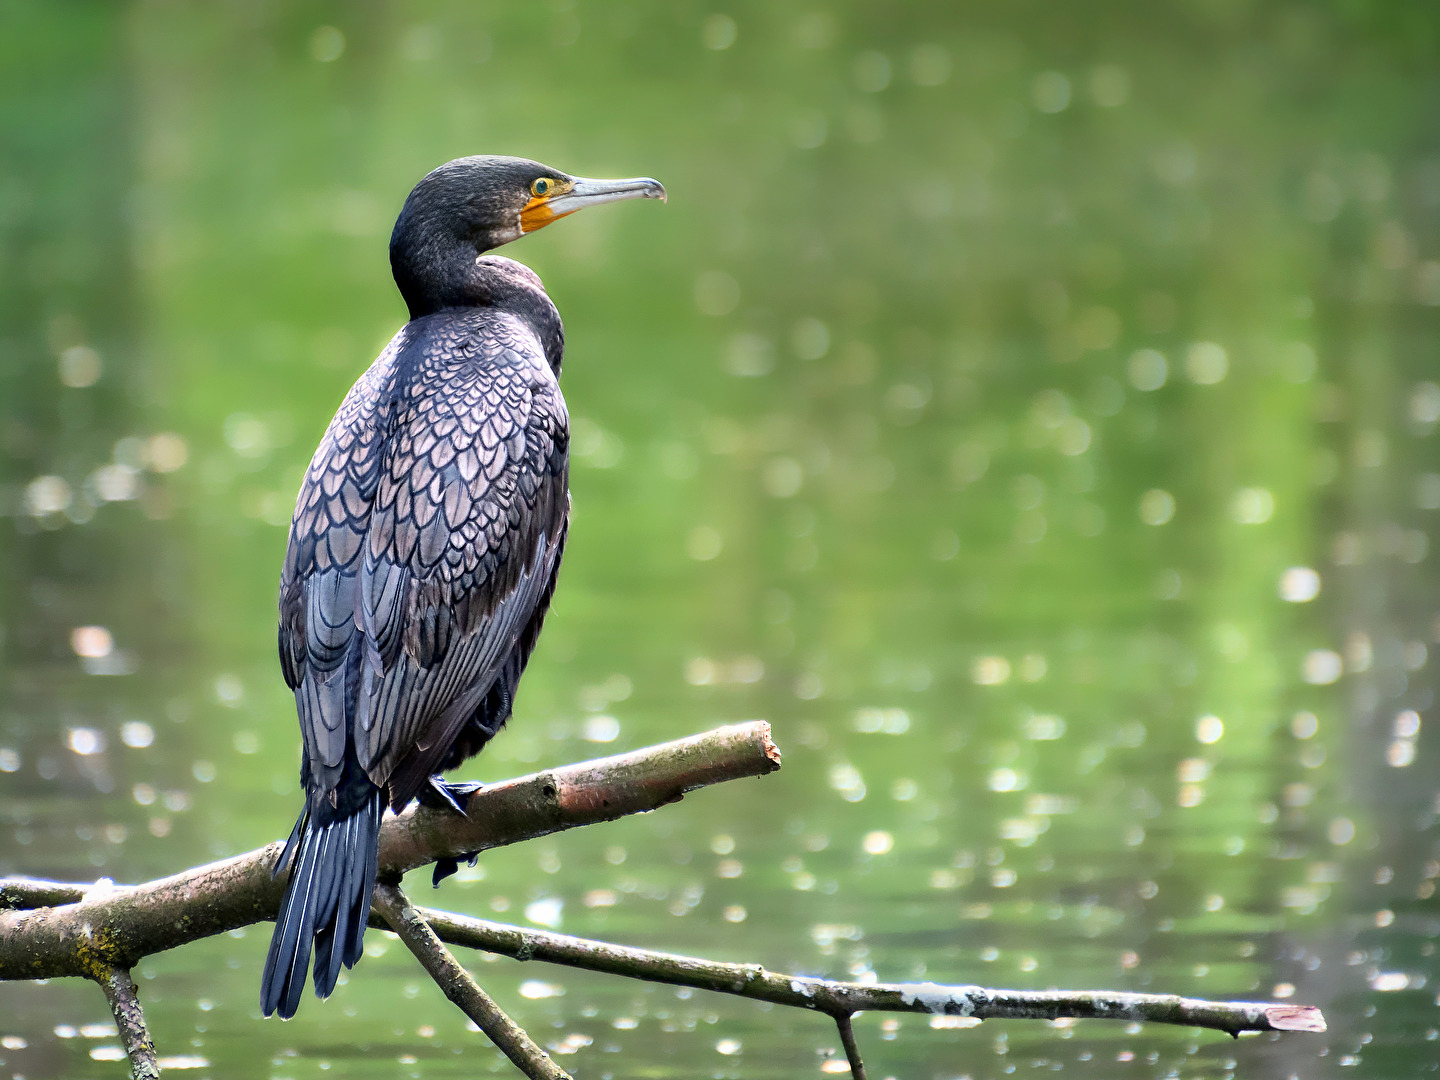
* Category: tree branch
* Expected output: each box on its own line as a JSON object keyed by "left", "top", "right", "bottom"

{"left": 835, "top": 1012, "right": 867, "bottom": 1080}
{"left": 406, "top": 907, "right": 1328, "bottom": 1037}
{"left": 374, "top": 884, "right": 571, "bottom": 1080}
{"left": 94, "top": 966, "right": 159, "bottom": 1080}
{"left": 0, "top": 879, "right": 92, "bottom": 910}
{"left": 0, "top": 715, "right": 1329, "bottom": 1070}
{"left": 0, "top": 721, "right": 781, "bottom": 979}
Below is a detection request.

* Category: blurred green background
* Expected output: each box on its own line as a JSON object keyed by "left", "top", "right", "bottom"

{"left": 3, "top": 1, "right": 1440, "bottom": 1077}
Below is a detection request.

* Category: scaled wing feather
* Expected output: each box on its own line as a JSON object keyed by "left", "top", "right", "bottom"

{"left": 280, "top": 310, "right": 567, "bottom": 808}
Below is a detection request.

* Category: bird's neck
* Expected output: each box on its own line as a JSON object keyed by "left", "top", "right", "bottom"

{"left": 393, "top": 246, "right": 564, "bottom": 373}
{"left": 391, "top": 238, "right": 483, "bottom": 319}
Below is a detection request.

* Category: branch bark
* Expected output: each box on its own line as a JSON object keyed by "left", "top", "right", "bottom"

{"left": 0, "top": 879, "right": 92, "bottom": 910}
{"left": 0, "top": 721, "right": 781, "bottom": 979}
{"left": 94, "top": 966, "right": 159, "bottom": 1080}
{"left": 406, "top": 907, "right": 1328, "bottom": 1037}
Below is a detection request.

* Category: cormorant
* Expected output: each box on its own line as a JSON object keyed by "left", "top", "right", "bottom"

{"left": 261, "top": 156, "right": 665, "bottom": 1019}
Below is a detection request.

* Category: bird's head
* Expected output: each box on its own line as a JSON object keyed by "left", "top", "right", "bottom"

{"left": 390, "top": 155, "right": 665, "bottom": 317}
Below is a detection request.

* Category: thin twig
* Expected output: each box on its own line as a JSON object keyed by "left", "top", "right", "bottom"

{"left": 374, "top": 884, "right": 571, "bottom": 1080}
{"left": 407, "top": 907, "right": 1328, "bottom": 1037}
{"left": 835, "top": 1012, "right": 868, "bottom": 1080}
{"left": 0, "top": 721, "right": 781, "bottom": 979}
{"left": 94, "top": 966, "right": 159, "bottom": 1080}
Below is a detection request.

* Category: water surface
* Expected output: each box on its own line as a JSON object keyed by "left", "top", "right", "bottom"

{"left": 3, "top": 3, "right": 1440, "bottom": 1077}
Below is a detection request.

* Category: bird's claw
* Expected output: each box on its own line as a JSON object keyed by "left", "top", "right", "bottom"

{"left": 418, "top": 776, "right": 483, "bottom": 815}
{"left": 432, "top": 850, "right": 481, "bottom": 888}
{"left": 420, "top": 777, "right": 484, "bottom": 887}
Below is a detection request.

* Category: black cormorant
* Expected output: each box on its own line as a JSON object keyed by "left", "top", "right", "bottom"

{"left": 261, "top": 156, "right": 665, "bottom": 1019}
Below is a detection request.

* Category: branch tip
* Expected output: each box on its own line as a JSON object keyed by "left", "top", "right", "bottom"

{"left": 1265, "top": 1005, "right": 1327, "bottom": 1033}
{"left": 758, "top": 721, "right": 782, "bottom": 769}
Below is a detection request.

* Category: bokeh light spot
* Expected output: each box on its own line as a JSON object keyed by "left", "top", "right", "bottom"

{"left": 1139, "top": 489, "right": 1175, "bottom": 525}
{"left": 71, "top": 626, "right": 114, "bottom": 659}
{"left": 1031, "top": 71, "right": 1071, "bottom": 113}
{"left": 701, "top": 14, "right": 737, "bottom": 51}
{"left": 1279, "top": 566, "right": 1320, "bottom": 602}
{"left": 310, "top": 26, "right": 345, "bottom": 62}
{"left": 1195, "top": 715, "right": 1223, "bottom": 744}
{"left": 1185, "top": 341, "right": 1228, "bottom": 384}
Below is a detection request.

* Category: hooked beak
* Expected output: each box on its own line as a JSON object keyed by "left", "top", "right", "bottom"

{"left": 520, "top": 175, "right": 667, "bottom": 233}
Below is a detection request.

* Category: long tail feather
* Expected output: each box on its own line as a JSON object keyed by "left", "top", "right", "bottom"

{"left": 261, "top": 785, "right": 385, "bottom": 1019}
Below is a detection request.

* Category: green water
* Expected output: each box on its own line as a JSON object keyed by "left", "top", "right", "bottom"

{"left": 3, "top": 1, "right": 1440, "bottom": 1077}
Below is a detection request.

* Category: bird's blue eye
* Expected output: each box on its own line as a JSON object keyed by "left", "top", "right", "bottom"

{"left": 531, "top": 178, "right": 551, "bottom": 197}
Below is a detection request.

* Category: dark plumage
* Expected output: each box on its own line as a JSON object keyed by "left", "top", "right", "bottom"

{"left": 261, "top": 155, "right": 664, "bottom": 1020}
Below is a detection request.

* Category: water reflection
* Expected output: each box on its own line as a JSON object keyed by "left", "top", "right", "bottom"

{"left": 4, "top": 2, "right": 1440, "bottom": 1078}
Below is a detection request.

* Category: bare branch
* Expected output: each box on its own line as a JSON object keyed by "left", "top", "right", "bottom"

{"left": 835, "top": 1012, "right": 867, "bottom": 1080}
{"left": 1, "top": 879, "right": 87, "bottom": 910}
{"left": 0, "top": 718, "right": 1330, "bottom": 1050}
{"left": 374, "top": 885, "right": 570, "bottom": 1080}
{"left": 408, "top": 907, "right": 1328, "bottom": 1037}
{"left": 0, "top": 722, "right": 781, "bottom": 979}
{"left": 94, "top": 967, "right": 159, "bottom": 1080}
{"left": 377, "top": 719, "right": 781, "bottom": 877}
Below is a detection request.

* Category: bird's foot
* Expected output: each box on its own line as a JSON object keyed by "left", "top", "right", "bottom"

{"left": 417, "top": 776, "right": 484, "bottom": 815}
{"left": 432, "top": 850, "right": 481, "bottom": 889}
{"left": 420, "top": 777, "right": 484, "bottom": 887}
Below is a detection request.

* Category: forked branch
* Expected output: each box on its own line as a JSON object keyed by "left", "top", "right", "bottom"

{"left": 0, "top": 720, "right": 1325, "bottom": 1080}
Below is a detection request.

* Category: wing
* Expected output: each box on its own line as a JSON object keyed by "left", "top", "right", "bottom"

{"left": 354, "top": 311, "right": 569, "bottom": 808}
{"left": 278, "top": 329, "right": 410, "bottom": 797}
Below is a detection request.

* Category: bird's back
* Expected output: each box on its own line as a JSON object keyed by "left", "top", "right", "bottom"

{"left": 278, "top": 304, "right": 569, "bottom": 811}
